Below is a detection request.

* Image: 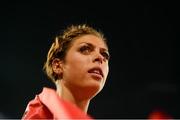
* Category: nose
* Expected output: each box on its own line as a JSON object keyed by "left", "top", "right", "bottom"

{"left": 93, "top": 51, "right": 103, "bottom": 64}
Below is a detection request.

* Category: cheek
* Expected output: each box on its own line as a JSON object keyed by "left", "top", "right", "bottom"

{"left": 69, "top": 53, "right": 88, "bottom": 67}
{"left": 104, "top": 63, "right": 109, "bottom": 78}
{"left": 64, "top": 53, "right": 90, "bottom": 76}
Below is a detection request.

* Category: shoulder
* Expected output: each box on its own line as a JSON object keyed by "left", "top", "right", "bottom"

{"left": 22, "top": 87, "right": 92, "bottom": 119}
{"left": 21, "top": 88, "right": 54, "bottom": 119}
{"left": 22, "top": 95, "right": 53, "bottom": 119}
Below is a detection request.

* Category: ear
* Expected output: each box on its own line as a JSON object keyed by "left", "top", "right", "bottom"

{"left": 52, "top": 58, "right": 63, "bottom": 76}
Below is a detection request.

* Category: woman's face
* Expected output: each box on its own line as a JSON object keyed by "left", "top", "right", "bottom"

{"left": 61, "top": 34, "right": 109, "bottom": 99}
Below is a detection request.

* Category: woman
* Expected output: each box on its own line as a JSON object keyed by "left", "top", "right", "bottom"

{"left": 22, "top": 24, "right": 110, "bottom": 119}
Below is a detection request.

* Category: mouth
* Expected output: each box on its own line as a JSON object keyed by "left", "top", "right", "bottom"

{"left": 88, "top": 67, "right": 104, "bottom": 78}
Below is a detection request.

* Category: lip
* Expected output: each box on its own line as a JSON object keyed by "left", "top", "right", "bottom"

{"left": 88, "top": 67, "right": 104, "bottom": 78}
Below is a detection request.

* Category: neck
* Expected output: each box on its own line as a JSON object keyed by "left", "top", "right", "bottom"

{"left": 56, "top": 80, "right": 90, "bottom": 113}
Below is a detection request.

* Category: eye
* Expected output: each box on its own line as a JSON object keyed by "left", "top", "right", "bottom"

{"left": 79, "top": 45, "right": 92, "bottom": 54}
{"left": 101, "top": 51, "right": 110, "bottom": 61}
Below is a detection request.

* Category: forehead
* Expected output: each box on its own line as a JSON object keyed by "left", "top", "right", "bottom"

{"left": 72, "top": 34, "right": 108, "bottom": 49}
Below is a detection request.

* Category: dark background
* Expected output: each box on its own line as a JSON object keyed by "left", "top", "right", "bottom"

{"left": 0, "top": 0, "right": 179, "bottom": 119}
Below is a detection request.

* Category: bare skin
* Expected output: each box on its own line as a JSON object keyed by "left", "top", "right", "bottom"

{"left": 52, "top": 35, "right": 109, "bottom": 113}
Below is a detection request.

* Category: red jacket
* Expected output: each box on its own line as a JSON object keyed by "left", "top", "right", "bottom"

{"left": 22, "top": 87, "right": 92, "bottom": 119}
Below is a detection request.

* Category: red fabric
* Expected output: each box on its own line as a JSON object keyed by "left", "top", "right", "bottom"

{"left": 148, "top": 109, "right": 173, "bottom": 120}
{"left": 22, "top": 87, "right": 93, "bottom": 119}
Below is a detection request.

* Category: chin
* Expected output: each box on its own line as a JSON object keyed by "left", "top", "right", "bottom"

{"left": 81, "top": 83, "right": 103, "bottom": 99}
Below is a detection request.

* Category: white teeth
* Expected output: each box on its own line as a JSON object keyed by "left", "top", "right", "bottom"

{"left": 88, "top": 68, "right": 103, "bottom": 77}
{"left": 92, "top": 70, "right": 100, "bottom": 74}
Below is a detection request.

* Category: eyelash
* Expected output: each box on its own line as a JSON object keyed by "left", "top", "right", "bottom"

{"left": 101, "top": 52, "right": 110, "bottom": 60}
{"left": 79, "top": 46, "right": 92, "bottom": 54}
{"left": 79, "top": 45, "right": 110, "bottom": 61}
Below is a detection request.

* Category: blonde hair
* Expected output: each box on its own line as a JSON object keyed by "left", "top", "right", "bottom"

{"left": 43, "top": 24, "right": 107, "bottom": 83}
